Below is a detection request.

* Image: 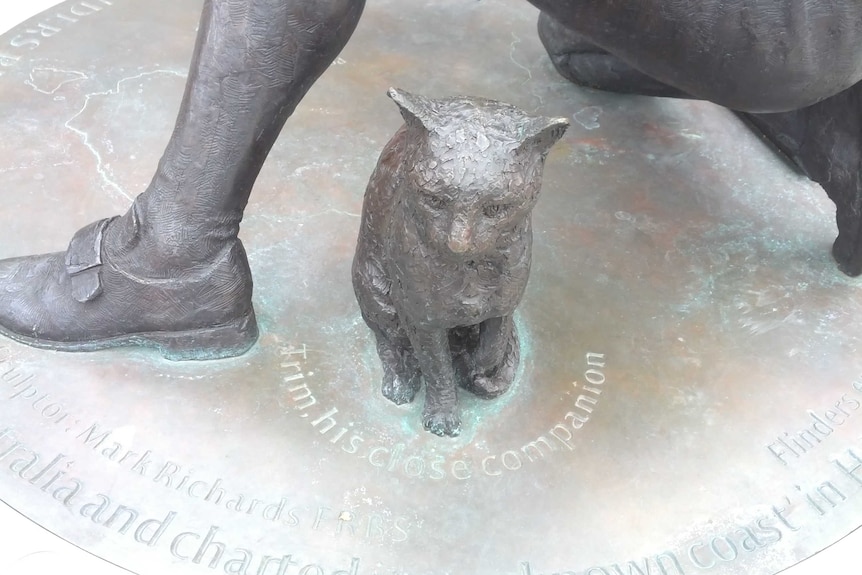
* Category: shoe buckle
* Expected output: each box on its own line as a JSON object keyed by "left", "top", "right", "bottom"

{"left": 64, "top": 217, "right": 116, "bottom": 303}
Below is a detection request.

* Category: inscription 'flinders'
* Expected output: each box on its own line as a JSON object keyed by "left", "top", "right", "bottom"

{"left": 767, "top": 387, "right": 862, "bottom": 465}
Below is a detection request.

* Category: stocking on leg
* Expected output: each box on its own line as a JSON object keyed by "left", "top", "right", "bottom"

{"left": 537, "top": 11, "right": 688, "bottom": 99}
{"left": 0, "top": 0, "right": 365, "bottom": 359}
{"left": 527, "top": 0, "right": 862, "bottom": 112}
{"left": 530, "top": 0, "right": 862, "bottom": 275}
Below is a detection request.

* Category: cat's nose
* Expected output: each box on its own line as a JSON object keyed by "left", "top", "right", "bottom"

{"left": 448, "top": 221, "right": 472, "bottom": 254}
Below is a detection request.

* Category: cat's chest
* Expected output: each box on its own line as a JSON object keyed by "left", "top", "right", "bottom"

{"left": 391, "top": 249, "right": 529, "bottom": 327}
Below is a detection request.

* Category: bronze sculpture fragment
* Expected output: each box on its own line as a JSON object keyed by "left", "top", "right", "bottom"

{"left": 352, "top": 88, "right": 567, "bottom": 436}
{"left": 0, "top": 0, "right": 365, "bottom": 360}
{"left": 0, "top": 0, "right": 862, "bottom": 363}
{"left": 532, "top": 2, "right": 862, "bottom": 275}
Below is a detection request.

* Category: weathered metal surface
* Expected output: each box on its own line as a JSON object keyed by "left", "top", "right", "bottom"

{"left": 0, "top": 1, "right": 860, "bottom": 574}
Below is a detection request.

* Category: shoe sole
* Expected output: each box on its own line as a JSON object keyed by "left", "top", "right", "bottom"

{"left": 0, "top": 309, "right": 259, "bottom": 361}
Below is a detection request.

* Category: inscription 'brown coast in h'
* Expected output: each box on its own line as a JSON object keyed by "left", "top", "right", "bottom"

{"left": 0, "top": 0, "right": 114, "bottom": 77}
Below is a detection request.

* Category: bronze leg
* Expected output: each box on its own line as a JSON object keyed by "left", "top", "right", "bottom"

{"left": 745, "top": 84, "right": 862, "bottom": 276}
{"left": 0, "top": 0, "right": 365, "bottom": 359}
{"left": 407, "top": 325, "right": 461, "bottom": 437}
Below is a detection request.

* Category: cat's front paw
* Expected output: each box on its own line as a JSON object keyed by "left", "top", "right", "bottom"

{"left": 464, "top": 330, "right": 519, "bottom": 399}
{"left": 382, "top": 372, "right": 421, "bottom": 405}
{"left": 468, "top": 367, "right": 515, "bottom": 399}
{"left": 423, "top": 407, "right": 461, "bottom": 437}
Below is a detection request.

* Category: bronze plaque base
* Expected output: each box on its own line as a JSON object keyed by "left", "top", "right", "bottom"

{"left": 1, "top": 1, "right": 861, "bottom": 574}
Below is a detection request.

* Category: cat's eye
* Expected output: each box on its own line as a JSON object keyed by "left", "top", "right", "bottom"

{"left": 484, "top": 203, "right": 513, "bottom": 218}
{"left": 422, "top": 191, "right": 447, "bottom": 209}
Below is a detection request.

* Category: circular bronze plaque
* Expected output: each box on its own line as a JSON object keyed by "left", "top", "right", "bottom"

{"left": 1, "top": 1, "right": 861, "bottom": 574}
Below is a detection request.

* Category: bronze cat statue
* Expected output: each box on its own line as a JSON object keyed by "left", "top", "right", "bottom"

{"left": 352, "top": 88, "right": 568, "bottom": 437}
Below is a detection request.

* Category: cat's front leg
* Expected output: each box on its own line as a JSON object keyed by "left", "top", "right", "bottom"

{"left": 371, "top": 328, "right": 421, "bottom": 405}
{"left": 464, "top": 315, "right": 519, "bottom": 399}
{"left": 407, "top": 325, "right": 461, "bottom": 437}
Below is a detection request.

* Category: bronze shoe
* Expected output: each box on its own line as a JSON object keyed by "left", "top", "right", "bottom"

{"left": 0, "top": 215, "right": 257, "bottom": 361}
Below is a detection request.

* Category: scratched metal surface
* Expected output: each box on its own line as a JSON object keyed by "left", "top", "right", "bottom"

{"left": 0, "top": 1, "right": 862, "bottom": 575}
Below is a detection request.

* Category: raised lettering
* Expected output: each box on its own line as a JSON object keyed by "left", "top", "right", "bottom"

{"left": 101, "top": 443, "right": 123, "bottom": 459}
{"left": 310, "top": 407, "right": 338, "bottom": 434}
{"left": 772, "top": 501, "right": 800, "bottom": 531}
{"left": 521, "top": 436, "right": 558, "bottom": 461}
{"left": 77, "top": 424, "right": 111, "bottom": 449}
{"left": 40, "top": 403, "right": 62, "bottom": 418}
{"left": 9, "top": 383, "right": 38, "bottom": 399}
{"left": 341, "top": 434, "right": 363, "bottom": 455}
{"left": 154, "top": 462, "right": 180, "bottom": 486}
{"left": 710, "top": 536, "right": 737, "bottom": 562}
{"left": 451, "top": 459, "right": 472, "bottom": 479}
{"left": 391, "top": 520, "right": 409, "bottom": 544}
{"left": 192, "top": 526, "right": 226, "bottom": 569}
{"left": 368, "top": 447, "right": 388, "bottom": 468}
{"left": 28, "top": 453, "right": 65, "bottom": 484}
{"left": 256, "top": 556, "right": 282, "bottom": 575}
{"left": 575, "top": 394, "right": 598, "bottom": 413}
{"left": 104, "top": 505, "right": 139, "bottom": 534}
{"left": 481, "top": 455, "right": 501, "bottom": 476}
{"left": 403, "top": 455, "right": 424, "bottom": 478}
{"left": 134, "top": 511, "right": 175, "bottom": 547}
{"left": 566, "top": 410, "right": 589, "bottom": 429}
{"left": 9, "top": 451, "right": 39, "bottom": 476}
{"left": 171, "top": 531, "right": 199, "bottom": 560}
{"left": 55, "top": 13, "right": 80, "bottom": 23}
{"left": 130, "top": 451, "right": 152, "bottom": 475}
{"left": 80, "top": 494, "right": 111, "bottom": 522}
{"left": 52, "top": 478, "right": 81, "bottom": 506}
{"left": 833, "top": 449, "right": 862, "bottom": 485}
{"left": 688, "top": 543, "right": 714, "bottom": 569}
{"left": 816, "top": 481, "right": 847, "bottom": 509}
{"left": 736, "top": 527, "right": 765, "bottom": 552}
{"left": 428, "top": 454, "right": 445, "bottom": 480}
{"left": 586, "top": 352, "right": 606, "bottom": 367}
{"left": 288, "top": 382, "right": 316, "bottom": 411}
{"left": 585, "top": 369, "right": 605, "bottom": 385}
{"left": 205, "top": 479, "right": 225, "bottom": 504}
{"left": 224, "top": 548, "right": 253, "bottom": 574}
{"left": 501, "top": 451, "right": 522, "bottom": 471}
{"left": 27, "top": 23, "right": 62, "bottom": 38}
{"left": 313, "top": 507, "right": 329, "bottom": 530}
{"left": 548, "top": 422, "right": 576, "bottom": 451}
{"left": 70, "top": 2, "right": 101, "bottom": 16}
{"left": 280, "top": 344, "right": 308, "bottom": 360}
{"left": 654, "top": 552, "right": 684, "bottom": 575}
{"left": 754, "top": 516, "right": 782, "bottom": 544}
{"left": 612, "top": 559, "right": 652, "bottom": 575}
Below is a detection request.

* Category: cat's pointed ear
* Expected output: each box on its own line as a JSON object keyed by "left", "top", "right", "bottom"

{"left": 518, "top": 116, "right": 569, "bottom": 158}
{"left": 388, "top": 87, "right": 436, "bottom": 132}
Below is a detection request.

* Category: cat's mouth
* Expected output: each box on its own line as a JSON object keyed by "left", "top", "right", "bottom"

{"left": 464, "top": 258, "right": 499, "bottom": 270}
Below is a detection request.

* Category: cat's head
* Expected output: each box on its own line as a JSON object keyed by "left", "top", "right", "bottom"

{"left": 389, "top": 88, "right": 568, "bottom": 258}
